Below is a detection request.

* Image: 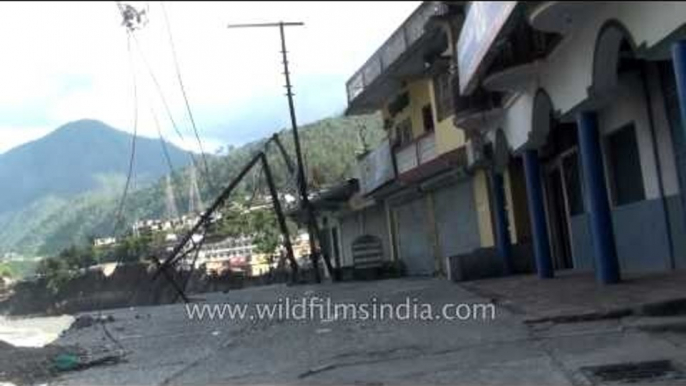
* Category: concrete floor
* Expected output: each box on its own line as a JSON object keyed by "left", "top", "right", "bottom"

{"left": 461, "top": 270, "right": 686, "bottom": 321}
{"left": 51, "top": 278, "right": 686, "bottom": 385}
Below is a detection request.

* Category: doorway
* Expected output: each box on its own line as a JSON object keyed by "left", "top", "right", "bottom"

{"left": 544, "top": 159, "right": 573, "bottom": 270}
{"left": 544, "top": 149, "right": 585, "bottom": 270}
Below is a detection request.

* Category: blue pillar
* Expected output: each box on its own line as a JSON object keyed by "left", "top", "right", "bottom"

{"left": 672, "top": 41, "right": 686, "bottom": 133}
{"left": 671, "top": 41, "right": 686, "bottom": 229}
{"left": 576, "top": 111, "right": 620, "bottom": 284}
{"left": 490, "top": 170, "right": 514, "bottom": 275}
{"left": 522, "top": 149, "right": 554, "bottom": 279}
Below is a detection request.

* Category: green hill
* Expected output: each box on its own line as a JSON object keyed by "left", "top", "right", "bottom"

{"left": 0, "top": 113, "right": 383, "bottom": 257}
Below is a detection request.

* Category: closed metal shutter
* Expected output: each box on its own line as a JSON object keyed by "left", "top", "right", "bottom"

{"left": 432, "top": 180, "right": 481, "bottom": 260}
{"left": 395, "top": 198, "right": 433, "bottom": 276}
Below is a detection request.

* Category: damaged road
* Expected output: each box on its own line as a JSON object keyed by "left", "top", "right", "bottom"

{"left": 43, "top": 278, "right": 686, "bottom": 385}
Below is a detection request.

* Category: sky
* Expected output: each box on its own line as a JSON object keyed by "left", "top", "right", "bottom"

{"left": 0, "top": 1, "right": 420, "bottom": 154}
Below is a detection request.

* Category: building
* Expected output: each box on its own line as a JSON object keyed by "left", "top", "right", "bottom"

{"left": 321, "top": 1, "right": 686, "bottom": 284}
{"left": 322, "top": 1, "right": 517, "bottom": 279}
{"left": 132, "top": 214, "right": 203, "bottom": 237}
{"left": 190, "top": 235, "right": 256, "bottom": 275}
{"left": 449, "top": 1, "right": 686, "bottom": 284}
{"left": 93, "top": 237, "right": 117, "bottom": 248}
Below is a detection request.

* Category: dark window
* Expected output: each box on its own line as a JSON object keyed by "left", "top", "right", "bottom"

{"left": 388, "top": 92, "right": 410, "bottom": 117}
{"left": 562, "top": 152, "right": 584, "bottom": 216}
{"left": 433, "top": 72, "right": 453, "bottom": 121}
{"left": 605, "top": 123, "right": 645, "bottom": 206}
{"left": 422, "top": 104, "right": 435, "bottom": 133}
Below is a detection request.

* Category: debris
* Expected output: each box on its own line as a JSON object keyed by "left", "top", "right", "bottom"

{"left": 298, "top": 363, "right": 337, "bottom": 379}
{"left": 71, "top": 315, "right": 96, "bottom": 330}
{"left": 53, "top": 354, "right": 80, "bottom": 371}
{"left": 70, "top": 314, "right": 115, "bottom": 331}
{"left": 52, "top": 351, "right": 125, "bottom": 373}
{"left": 0, "top": 341, "right": 87, "bottom": 385}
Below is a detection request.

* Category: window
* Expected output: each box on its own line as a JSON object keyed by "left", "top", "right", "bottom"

{"left": 396, "top": 118, "right": 413, "bottom": 147}
{"left": 605, "top": 123, "right": 645, "bottom": 206}
{"left": 421, "top": 104, "right": 435, "bottom": 133}
{"left": 433, "top": 72, "right": 453, "bottom": 122}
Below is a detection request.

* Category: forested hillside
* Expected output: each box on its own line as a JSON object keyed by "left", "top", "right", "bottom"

{"left": 0, "top": 113, "right": 384, "bottom": 257}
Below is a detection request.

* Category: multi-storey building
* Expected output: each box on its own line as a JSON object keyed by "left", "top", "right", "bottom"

{"left": 317, "top": 1, "right": 686, "bottom": 284}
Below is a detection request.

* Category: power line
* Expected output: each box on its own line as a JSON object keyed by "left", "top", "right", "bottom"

{"left": 160, "top": 2, "right": 214, "bottom": 193}
{"left": 129, "top": 32, "right": 204, "bottom": 189}
{"left": 112, "top": 30, "right": 139, "bottom": 239}
{"left": 96, "top": 3, "right": 145, "bottom": 353}
{"left": 150, "top": 102, "right": 176, "bottom": 176}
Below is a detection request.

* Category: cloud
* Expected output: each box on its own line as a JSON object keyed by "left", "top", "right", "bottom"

{"left": 0, "top": 1, "right": 420, "bottom": 154}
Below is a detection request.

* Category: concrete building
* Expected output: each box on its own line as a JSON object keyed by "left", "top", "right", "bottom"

{"left": 450, "top": 1, "right": 686, "bottom": 284}
{"left": 93, "top": 237, "right": 117, "bottom": 248}
{"left": 192, "top": 235, "right": 256, "bottom": 275}
{"left": 323, "top": 1, "right": 526, "bottom": 279}
{"left": 323, "top": 1, "right": 686, "bottom": 284}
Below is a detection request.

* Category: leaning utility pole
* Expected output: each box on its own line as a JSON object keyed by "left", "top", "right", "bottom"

{"left": 227, "top": 21, "right": 334, "bottom": 283}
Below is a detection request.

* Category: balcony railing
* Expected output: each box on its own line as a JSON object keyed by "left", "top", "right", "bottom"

{"left": 395, "top": 132, "right": 438, "bottom": 175}
{"left": 346, "top": 1, "right": 448, "bottom": 104}
{"left": 358, "top": 138, "right": 395, "bottom": 195}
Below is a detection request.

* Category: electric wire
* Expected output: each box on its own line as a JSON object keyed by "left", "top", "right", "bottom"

{"left": 95, "top": 15, "right": 140, "bottom": 352}
{"left": 129, "top": 32, "right": 204, "bottom": 188}
{"left": 160, "top": 2, "right": 214, "bottom": 193}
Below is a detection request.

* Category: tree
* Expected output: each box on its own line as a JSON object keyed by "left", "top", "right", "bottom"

{"left": 0, "top": 263, "right": 13, "bottom": 279}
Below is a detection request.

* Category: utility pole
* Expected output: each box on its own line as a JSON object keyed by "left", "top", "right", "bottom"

{"left": 227, "top": 21, "right": 335, "bottom": 283}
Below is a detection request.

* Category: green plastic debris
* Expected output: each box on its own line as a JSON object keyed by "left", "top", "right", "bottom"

{"left": 53, "top": 353, "right": 81, "bottom": 371}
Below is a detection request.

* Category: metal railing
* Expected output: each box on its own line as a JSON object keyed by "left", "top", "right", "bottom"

{"left": 395, "top": 132, "right": 437, "bottom": 175}
{"left": 346, "top": 1, "right": 448, "bottom": 104}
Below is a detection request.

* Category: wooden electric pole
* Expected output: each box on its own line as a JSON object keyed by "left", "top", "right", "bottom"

{"left": 227, "top": 21, "right": 335, "bottom": 283}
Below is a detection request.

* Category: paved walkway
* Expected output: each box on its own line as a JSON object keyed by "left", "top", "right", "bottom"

{"left": 460, "top": 270, "right": 686, "bottom": 322}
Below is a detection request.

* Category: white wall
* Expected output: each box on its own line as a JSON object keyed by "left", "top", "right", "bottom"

{"left": 597, "top": 72, "right": 660, "bottom": 201}
{"left": 491, "top": 2, "right": 686, "bottom": 154}
{"left": 645, "top": 62, "right": 681, "bottom": 196}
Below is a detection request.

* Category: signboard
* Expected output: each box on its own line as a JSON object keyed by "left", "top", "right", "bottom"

{"left": 457, "top": 1, "right": 518, "bottom": 95}
{"left": 358, "top": 139, "right": 395, "bottom": 195}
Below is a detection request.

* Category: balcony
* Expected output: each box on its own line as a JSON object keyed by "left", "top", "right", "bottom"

{"left": 395, "top": 132, "right": 438, "bottom": 175}
{"left": 345, "top": 1, "right": 451, "bottom": 114}
{"left": 358, "top": 138, "right": 395, "bottom": 195}
{"left": 452, "top": 70, "right": 505, "bottom": 132}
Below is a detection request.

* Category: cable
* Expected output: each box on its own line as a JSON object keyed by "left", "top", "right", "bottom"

{"left": 150, "top": 102, "right": 175, "bottom": 176}
{"left": 96, "top": 9, "right": 141, "bottom": 352}
{"left": 150, "top": 102, "right": 185, "bottom": 221}
{"left": 160, "top": 2, "right": 214, "bottom": 193}
{"left": 129, "top": 32, "right": 203, "bottom": 187}
{"left": 111, "top": 30, "right": 139, "bottom": 240}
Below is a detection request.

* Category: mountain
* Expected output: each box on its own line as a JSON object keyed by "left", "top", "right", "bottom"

{"left": 0, "top": 119, "right": 192, "bottom": 214}
{"left": 0, "top": 114, "right": 384, "bottom": 257}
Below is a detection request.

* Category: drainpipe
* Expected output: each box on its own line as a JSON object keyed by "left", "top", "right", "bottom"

{"left": 640, "top": 62, "right": 676, "bottom": 270}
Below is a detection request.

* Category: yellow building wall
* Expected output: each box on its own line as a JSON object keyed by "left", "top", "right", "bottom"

{"left": 473, "top": 169, "right": 494, "bottom": 248}
{"left": 382, "top": 79, "right": 436, "bottom": 141}
{"left": 380, "top": 77, "right": 466, "bottom": 160}
{"left": 471, "top": 167, "right": 519, "bottom": 248}
{"left": 503, "top": 168, "right": 518, "bottom": 244}
{"left": 427, "top": 79, "right": 465, "bottom": 155}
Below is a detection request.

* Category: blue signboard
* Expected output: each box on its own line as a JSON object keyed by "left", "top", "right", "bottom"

{"left": 457, "top": 1, "right": 518, "bottom": 95}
